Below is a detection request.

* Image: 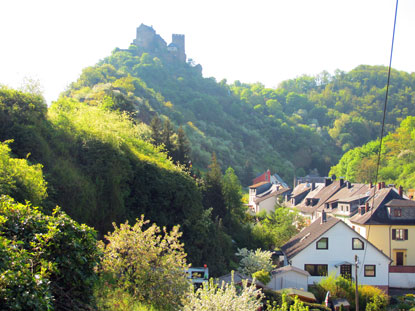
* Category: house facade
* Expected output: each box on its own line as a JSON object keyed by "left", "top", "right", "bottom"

{"left": 281, "top": 215, "right": 391, "bottom": 293}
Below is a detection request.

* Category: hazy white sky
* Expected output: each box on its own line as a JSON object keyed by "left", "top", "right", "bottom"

{"left": 1, "top": 0, "right": 414, "bottom": 104}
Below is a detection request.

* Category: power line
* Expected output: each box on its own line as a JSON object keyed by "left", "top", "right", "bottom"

{"left": 360, "top": 0, "right": 399, "bottom": 278}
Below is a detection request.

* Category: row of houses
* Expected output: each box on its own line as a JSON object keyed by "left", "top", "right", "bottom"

{"left": 248, "top": 171, "right": 415, "bottom": 291}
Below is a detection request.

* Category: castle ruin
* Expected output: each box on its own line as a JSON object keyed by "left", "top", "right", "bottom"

{"left": 133, "top": 24, "right": 186, "bottom": 62}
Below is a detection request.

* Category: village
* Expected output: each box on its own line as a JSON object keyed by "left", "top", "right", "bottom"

{"left": 224, "top": 168, "right": 415, "bottom": 306}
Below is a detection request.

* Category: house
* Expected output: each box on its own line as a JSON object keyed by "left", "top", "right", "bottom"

{"left": 248, "top": 177, "right": 290, "bottom": 214}
{"left": 252, "top": 169, "right": 272, "bottom": 185}
{"left": 252, "top": 187, "right": 290, "bottom": 214}
{"left": 291, "top": 178, "right": 345, "bottom": 222}
{"left": 349, "top": 184, "right": 415, "bottom": 288}
{"left": 267, "top": 265, "right": 310, "bottom": 291}
{"left": 281, "top": 214, "right": 391, "bottom": 293}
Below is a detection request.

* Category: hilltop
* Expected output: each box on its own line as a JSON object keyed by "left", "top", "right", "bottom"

{"left": 64, "top": 24, "right": 415, "bottom": 185}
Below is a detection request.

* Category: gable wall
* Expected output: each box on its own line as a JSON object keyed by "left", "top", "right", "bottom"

{"left": 290, "top": 221, "right": 389, "bottom": 286}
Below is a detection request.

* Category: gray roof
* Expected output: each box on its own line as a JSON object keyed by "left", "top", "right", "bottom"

{"left": 216, "top": 271, "right": 266, "bottom": 288}
{"left": 272, "top": 265, "right": 310, "bottom": 277}
{"left": 385, "top": 199, "right": 415, "bottom": 207}
{"left": 281, "top": 216, "right": 340, "bottom": 260}
{"left": 349, "top": 187, "right": 415, "bottom": 225}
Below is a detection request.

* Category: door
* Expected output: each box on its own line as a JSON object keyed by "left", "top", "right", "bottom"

{"left": 396, "top": 252, "right": 404, "bottom": 266}
{"left": 340, "top": 264, "right": 352, "bottom": 278}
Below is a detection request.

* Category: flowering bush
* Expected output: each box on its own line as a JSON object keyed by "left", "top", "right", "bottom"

{"left": 236, "top": 248, "right": 275, "bottom": 276}
{"left": 182, "top": 277, "right": 264, "bottom": 311}
{"left": 100, "top": 216, "right": 190, "bottom": 310}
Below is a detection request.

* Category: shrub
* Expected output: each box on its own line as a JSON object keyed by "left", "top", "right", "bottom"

{"left": 0, "top": 195, "right": 99, "bottom": 310}
{"left": 99, "top": 216, "right": 190, "bottom": 310}
{"left": 182, "top": 277, "right": 264, "bottom": 311}
{"left": 252, "top": 269, "right": 271, "bottom": 285}
{"left": 312, "top": 273, "right": 388, "bottom": 311}
{"left": 236, "top": 248, "right": 275, "bottom": 276}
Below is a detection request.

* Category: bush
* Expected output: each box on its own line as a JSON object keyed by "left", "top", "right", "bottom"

{"left": 0, "top": 195, "right": 99, "bottom": 310}
{"left": 182, "top": 277, "right": 264, "bottom": 311}
{"left": 311, "top": 273, "right": 388, "bottom": 311}
{"left": 99, "top": 216, "right": 190, "bottom": 310}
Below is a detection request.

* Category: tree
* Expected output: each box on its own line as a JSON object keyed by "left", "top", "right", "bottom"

{"left": 100, "top": 216, "right": 190, "bottom": 310}
{"left": 182, "top": 276, "right": 264, "bottom": 311}
{"left": 174, "top": 126, "right": 191, "bottom": 166}
{"left": 0, "top": 196, "right": 99, "bottom": 310}
{"left": 149, "top": 115, "right": 163, "bottom": 146}
{"left": 202, "top": 153, "right": 227, "bottom": 221}
{"left": 162, "top": 119, "right": 175, "bottom": 158}
{"left": 0, "top": 141, "right": 47, "bottom": 205}
{"left": 253, "top": 207, "right": 305, "bottom": 249}
{"left": 236, "top": 248, "right": 275, "bottom": 276}
{"left": 222, "top": 167, "right": 245, "bottom": 224}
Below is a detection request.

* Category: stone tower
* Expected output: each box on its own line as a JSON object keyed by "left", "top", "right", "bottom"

{"left": 171, "top": 34, "right": 186, "bottom": 62}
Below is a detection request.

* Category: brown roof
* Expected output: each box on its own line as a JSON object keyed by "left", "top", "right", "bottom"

{"left": 326, "top": 183, "right": 369, "bottom": 204}
{"left": 249, "top": 181, "right": 269, "bottom": 189}
{"left": 314, "top": 180, "right": 345, "bottom": 211}
{"left": 291, "top": 183, "right": 311, "bottom": 197}
{"left": 281, "top": 216, "right": 340, "bottom": 260}
{"left": 254, "top": 187, "right": 290, "bottom": 204}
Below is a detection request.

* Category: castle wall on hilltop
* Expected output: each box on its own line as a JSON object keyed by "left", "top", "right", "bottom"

{"left": 134, "top": 24, "right": 186, "bottom": 62}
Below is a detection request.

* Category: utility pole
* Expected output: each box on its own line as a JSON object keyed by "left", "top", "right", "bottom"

{"left": 355, "top": 255, "right": 359, "bottom": 311}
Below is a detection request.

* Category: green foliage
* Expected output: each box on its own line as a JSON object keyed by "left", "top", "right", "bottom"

{"left": 330, "top": 115, "right": 415, "bottom": 188}
{"left": 99, "top": 216, "right": 190, "bottom": 310}
{"left": 0, "top": 141, "right": 47, "bottom": 205}
{"left": 0, "top": 195, "right": 99, "bottom": 310}
{"left": 252, "top": 269, "right": 271, "bottom": 285}
{"left": 310, "top": 273, "right": 388, "bottom": 311}
{"left": 236, "top": 248, "right": 275, "bottom": 276}
{"left": 94, "top": 276, "right": 160, "bottom": 311}
{"left": 253, "top": 207, "right": 305, "bottom": 249}
{"left": 182, "top": 277, "right": 264, "bottom": 311}
{"left": 268, "top": 293, "right": 310, "bottom": 311}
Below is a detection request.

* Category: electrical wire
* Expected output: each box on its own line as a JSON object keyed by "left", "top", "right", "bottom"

{"left": 359, "top": 0, "right": 399, "bottom": 278}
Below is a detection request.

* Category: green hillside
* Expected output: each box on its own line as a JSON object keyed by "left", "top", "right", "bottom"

{"left": 63, "top": 35, "right": 415, "bottom": 185}
{"left": 330, "top": 116, "right": 415, "bottom": 189}
{"left": 0, "top": 87, "right": 243, "bottom": 274}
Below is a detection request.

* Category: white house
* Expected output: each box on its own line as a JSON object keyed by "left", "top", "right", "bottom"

{"left": 267, "top": 265, "right": 310, "bottom": 291}
{"left": 281, "top": 213, "right": 391, "bottom": 293}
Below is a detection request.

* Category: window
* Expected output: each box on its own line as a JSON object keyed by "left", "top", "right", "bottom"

{"left": 364, "top": 265, "right": 376, "bottom": 277}
{"left": 392, "top": 229, "right": 408, "bottom": 241}
{"left": 393, "top": 208, "right": 402, "bottom": 217}
{"left": 304, "top": 264, "right": 328, "bottom": 276}
{"left": 352, "top": 238, "right": 364, "bottom": 250}
{"left": 316, "top": 237, "right": 328, "bottom": 249}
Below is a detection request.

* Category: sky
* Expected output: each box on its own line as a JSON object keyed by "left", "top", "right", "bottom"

{"left": 1, "top": 0, "right": 414, "bottom": 104}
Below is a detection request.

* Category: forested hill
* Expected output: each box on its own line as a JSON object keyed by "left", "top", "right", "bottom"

{"left": 330, "top": 116, "right": 415, "bottom": 189}
{"left": 64, "top": 40, "right": 415, "bottom": 185}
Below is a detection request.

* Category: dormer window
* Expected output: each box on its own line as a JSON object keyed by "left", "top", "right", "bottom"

{"left": 317, "top": 237, "right": 328, "bottom": 249}
{"left": 352, "top": 238, "right": 364, "bottom": 250}
{"left": 393, "top": 208, "right": 402, "bottom": 217}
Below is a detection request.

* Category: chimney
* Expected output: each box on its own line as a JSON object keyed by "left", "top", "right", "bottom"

{"left": 325, "top": 178, "right": 332, "bottom": 187}
{"left": 399, "top": 186, "right": 403, "bottom": 197}
{"left": 382, "top": 181, "right": 386, "bottom": 189}
{"left": 365, "top": 202, "right": 369, "bottom": 213}
{"left": 340, "top": 178, "right": 344, "bottom": 187}
{"left": 358, "top": 206, "right": 365, "bottom": 215}
{"left": 321, "top": 210, "right": 327, "bottom": 224}
{"left": 378, "top": 182, "right": 382, "bottom": 190}
{"left": 267, "top": 169, "right": 271, "bottom": 181}
{"left": 347, "top": 181, "right": 352, "bottom": 189}
{"left": 370, "top": 182, "right": 373, "bottom": 188}
{"left": 312, "top": 182, "right": 316, "bottom": 191}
